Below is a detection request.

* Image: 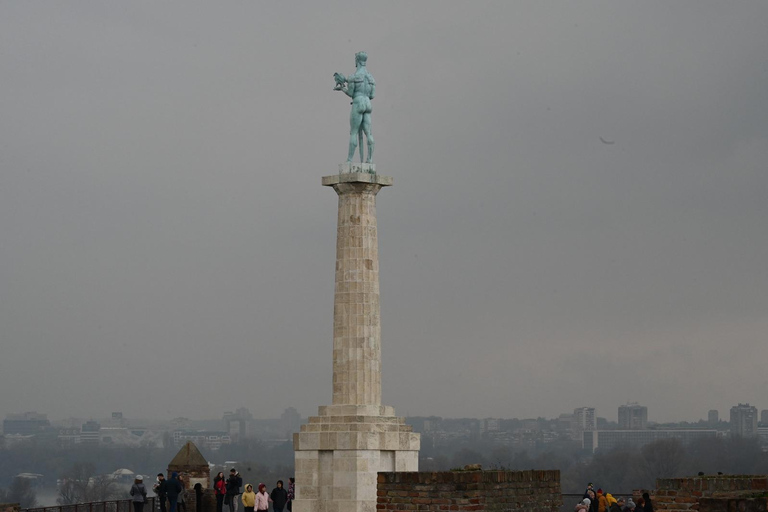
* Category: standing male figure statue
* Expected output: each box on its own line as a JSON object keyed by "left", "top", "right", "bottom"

{"left": 335, "top": 51, "right": 375, "bottom": 163}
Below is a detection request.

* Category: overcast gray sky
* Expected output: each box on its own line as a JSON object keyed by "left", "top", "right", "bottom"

{"left": 1, "top": 1, "right": 766, "bottom": 424}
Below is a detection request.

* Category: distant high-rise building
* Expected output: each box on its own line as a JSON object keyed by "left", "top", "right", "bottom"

{"left": 730, "top": 403, "right": 758, "bottom": 437}
{"left": 708, "top": 410, "right": 719, "bottom": 424}
{"left": 572, "top": 407, "right": 596, "bottom": 441}
{"left": 618, "top": 403, "right": 648, "bottom": 430}
{"left": 80, "top": 420, "right": 101, "bottom": 445}
{"left": 3, "top": 412, "right": 50, "bottom": 435}
{"left": 761, "top": 410, "right": 768, "bottom": 426}
{"left": 280, "top": 407, "right": 302, "bottom": 437}
{"left": 223, "top": 407, "right": 253, "bottom": 441}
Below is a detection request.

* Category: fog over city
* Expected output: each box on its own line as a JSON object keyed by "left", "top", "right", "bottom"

{"left": 0, "top": 2, "right": 766, "bottom": 423}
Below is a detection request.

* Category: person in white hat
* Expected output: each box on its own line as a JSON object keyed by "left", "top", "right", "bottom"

{"left": 131, "top": 475, "right": 148, "bottom": 512}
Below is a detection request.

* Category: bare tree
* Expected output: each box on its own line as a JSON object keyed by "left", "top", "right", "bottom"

{"left": 57, "top": 462, "right": 121, "bottom": 505}
{"left": 0, "top": 477, "right": 39, "bottom": 508}
{"left": 637, "top": 438, "right": 686, "bottom": 484}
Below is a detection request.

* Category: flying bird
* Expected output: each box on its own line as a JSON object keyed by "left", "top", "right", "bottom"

{"left": 599, "top": 137, "right": 615, "bottom": 145}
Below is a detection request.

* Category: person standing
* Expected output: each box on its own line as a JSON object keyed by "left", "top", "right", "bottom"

{"left": 177, "top": 474, "right": 187, "bottom": 512}
{"left": 226, "top": 468, "right": 243, "bottom": 512}
{"left": 214, "top": 472, "right": 227, "bottom": 512}
{"left": 130, "top": 476, "right": 148, "bottom": 512}
{"left": 286, "top": 478, "right": 295, "bottom": 512}
{"left": 154, "top": 473, "right": 168, "bottom": 512}
{"left": 241, "top": 484, "right": 256, "bottom": 512}
{"left": 270, "top": 481, "right": 289, "bottom": 512}
{"left": 597, "top": 490, "right": 608, "bottom": 512}
{"left": 643, "top": 493, "right": 654, "bottom": 512}
{"left": 255, "top": 484, "right": 270, "bottom": 512}
{"left": 166, "top": 472, "right": 184, "bottom": 512}
{"left": 587, "top": 490, "right": 598, "bottom": 512}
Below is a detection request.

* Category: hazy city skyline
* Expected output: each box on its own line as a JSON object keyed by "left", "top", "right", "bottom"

{"left": 1, "top": 2, "right": 767, "bottom": 422}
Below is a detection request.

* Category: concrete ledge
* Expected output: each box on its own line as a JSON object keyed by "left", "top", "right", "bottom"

{"left": 322, "top": 173, "right": 393, "bottom": 187}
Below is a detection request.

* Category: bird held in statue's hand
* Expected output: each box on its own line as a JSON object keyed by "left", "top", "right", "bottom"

{"left": 333, "top": 72, "right": 347, "bottom": 90}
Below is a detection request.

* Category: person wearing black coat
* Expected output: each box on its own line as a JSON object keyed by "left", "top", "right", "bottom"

{"left": 226, "top": 469, "right": 243, "bottom": 512}
{"left": 642, "top": 493, "right": 653, "bottom": 512}
{"left": 166, "top": 473, "right": 184, "bottom": 512}
{"left": 154, "top": 474, "right": 169, "bottom": 512}
{"left": 270, "top": 481, "right": 289, "bottom": 512}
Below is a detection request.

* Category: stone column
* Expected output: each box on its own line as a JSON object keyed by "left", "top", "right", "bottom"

{"left": 293, "top": 167, "right": 419, "bottom": 512}
{"left": 330, "top": 175, "right": 386, "bottom": 407}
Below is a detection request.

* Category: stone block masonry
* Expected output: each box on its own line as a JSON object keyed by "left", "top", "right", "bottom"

{"left": 651, "top": 476, "right": 768, "bottom": 512}
{"left": 377, "top": 470, "right": 562, "bottom": 512}
{"left": 293, "top": 171, "right": 420, "bottom": 512}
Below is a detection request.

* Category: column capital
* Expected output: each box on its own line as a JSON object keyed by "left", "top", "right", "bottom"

{"left": 322, "top": 172, "right": 393, "bottom": 188}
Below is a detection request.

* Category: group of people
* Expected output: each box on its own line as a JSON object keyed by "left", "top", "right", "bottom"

{"left": 129, "top": 472, "right": 200, "bottom": 512}
{"left": 212, "top": 469, "right": 295, "bottom": 512}
{"left": 576, "top": 483, "right": 654, "bottom": 512}
{"left": 129, "top": 472, "right": 191, "bottom": 512}
{"left": 128, "top": 468, "right": 294, "bottom": 512}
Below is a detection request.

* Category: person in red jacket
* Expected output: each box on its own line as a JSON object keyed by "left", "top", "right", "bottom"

{"left": 213, "top": 472, "right": 227, "bottom": 512}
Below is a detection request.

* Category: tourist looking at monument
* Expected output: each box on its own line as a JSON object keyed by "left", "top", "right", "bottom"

{"left": 255, "top": 484, "right": 269, "bottom": 512}
{"left": 270, "top": 480, "right": 289, "bottom": 512}
{"left": 214, "top": 472, "right": 227, "bottom": 512}
{"left": 226, "top": 468, "right": 243, "bottom": 512}
{"left": 130, "top": 475, "right": 148, "bottom": 512}
{"left": 241, "top": 484, "right": 256, "bottom": 512}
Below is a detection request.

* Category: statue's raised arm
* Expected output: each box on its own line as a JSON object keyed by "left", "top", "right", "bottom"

{"left": 334, "top": 52, "right": 375, "bottom": 163}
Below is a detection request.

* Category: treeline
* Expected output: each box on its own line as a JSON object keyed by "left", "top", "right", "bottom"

{"left": 420, "top": 436, "right": 768, "bottom": 493}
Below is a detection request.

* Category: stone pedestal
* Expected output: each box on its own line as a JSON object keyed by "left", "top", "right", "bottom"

{"left": 293, "top": 170, "right": 419, "bottom": 512}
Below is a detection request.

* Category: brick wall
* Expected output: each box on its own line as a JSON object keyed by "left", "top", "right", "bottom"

{"left": 652, "top": 476, "right": 768, "bottom": 512}
{"left": 377, "top": 470, "right": 561, "bottom": 512}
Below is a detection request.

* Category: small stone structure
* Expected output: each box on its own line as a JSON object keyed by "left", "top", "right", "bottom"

{"left": 649, "top": 475, "right": 768, "bottom": 512}
{"left": 377, "top": 470, "right": 562, "bottom": 512}
{"left": 168, "top": 441, "right": 215, "bottom": 512}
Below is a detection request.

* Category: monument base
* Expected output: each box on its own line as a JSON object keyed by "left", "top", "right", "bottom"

{"left": 338, "top": 162, "right": 376, "bottom": 175}
{"left": 293, "top": 405, "right": 420, "bottom": 512}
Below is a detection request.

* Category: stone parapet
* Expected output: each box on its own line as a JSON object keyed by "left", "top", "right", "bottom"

{"left": 376, "top": 470, "right": 562, "bottom": 512}
{"left": 652, "top": 475, "right": 768, "bottom": 512}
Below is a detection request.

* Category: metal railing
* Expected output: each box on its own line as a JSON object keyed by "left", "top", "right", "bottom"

{"left": 23, "top": 497, "right": 157, "bottom": 512}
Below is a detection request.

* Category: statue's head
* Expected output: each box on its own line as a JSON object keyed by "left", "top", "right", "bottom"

{"left": 355, "top": 51, "right": 368, "bottom": 66}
